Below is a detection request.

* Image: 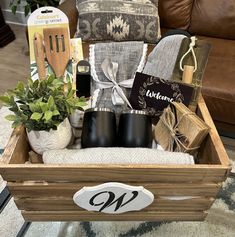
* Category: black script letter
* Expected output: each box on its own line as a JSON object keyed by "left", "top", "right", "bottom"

{"left": 100, "top": 191, "right": 139, "bottom": 212}
{"left": 89, "top": 191, "right": 139, "bottom": 212}
{"left": 89, "top": 191, "right": 110, "bottom": 206}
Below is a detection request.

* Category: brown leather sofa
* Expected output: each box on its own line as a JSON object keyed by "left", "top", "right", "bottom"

{"left": 59, "top": 0, "right": 235, "bottom": 137}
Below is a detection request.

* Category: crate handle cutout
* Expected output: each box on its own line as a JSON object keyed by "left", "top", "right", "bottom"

{"left": 73, "top": 182, "right": 154, "bottom": 214}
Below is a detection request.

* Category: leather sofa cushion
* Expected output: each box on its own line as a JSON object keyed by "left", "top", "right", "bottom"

{"left": 214, "top": 121, "right": 235, "bottom": 137}
{"left": 58, "top": 0, "right": 78, "bottom": 37}
{"left": 189, "top": 0, "right": 235, "bottom": 40}
{"left": 157, "top": 0, "right": 193, "bottom": 30}
{"left": 201, "top": 36, "right": 235, "bottom": 125}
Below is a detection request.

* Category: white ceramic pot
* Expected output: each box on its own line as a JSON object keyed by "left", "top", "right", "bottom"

{"left": 27, "top": 118, "right": 72, "bottom": 155}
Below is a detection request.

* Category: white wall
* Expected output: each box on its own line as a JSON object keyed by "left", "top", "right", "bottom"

{"left": 0, "top": 0, "right": 28, "bottom": 25}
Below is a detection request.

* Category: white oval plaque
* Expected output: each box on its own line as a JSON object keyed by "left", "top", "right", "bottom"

{"left": 73, "top": 182, "right": 154, "bottom": 214}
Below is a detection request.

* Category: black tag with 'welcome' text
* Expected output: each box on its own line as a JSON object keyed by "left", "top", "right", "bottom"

{"left": 129, "top": 72, "right": 194, "bottom": 116}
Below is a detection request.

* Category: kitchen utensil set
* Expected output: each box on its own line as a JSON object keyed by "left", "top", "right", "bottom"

{"left": 33, "top": 27, "right": 70, "bottom": 79}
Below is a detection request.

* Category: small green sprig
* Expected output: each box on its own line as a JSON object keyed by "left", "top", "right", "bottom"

{"left": 0, "top": 74, "right": 87, "bottom": 132}
{"left": 9, "top": 0, "right": 60, "bottom": 17}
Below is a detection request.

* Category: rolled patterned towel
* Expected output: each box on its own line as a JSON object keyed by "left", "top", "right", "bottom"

{"left": 43, "top": 148, "right": 194, "bottom": 165}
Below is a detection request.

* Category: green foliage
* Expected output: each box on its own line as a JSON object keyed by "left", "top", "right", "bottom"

{"left": 9, "top": 0, "right": 60, "bottom": 17}
{"left": 0, "top": 75, "right": 87, "bottom": 132}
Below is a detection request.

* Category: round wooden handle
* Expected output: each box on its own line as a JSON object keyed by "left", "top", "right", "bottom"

{"left": 33, "top": 32, "right": 46, "bottom": 80}
{"left": 182, "top": 65, "right": 194, "bottom": 84}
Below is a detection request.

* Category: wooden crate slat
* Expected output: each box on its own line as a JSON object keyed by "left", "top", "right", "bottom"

{"left": 22, "top": 210, "right": 207, "bottom": 221}
{"left": 197, "top": 95, "right": 231, "bottom": 166}
{"left": 8, "top": 182, "right": 221, "bottom": 197}
{"left": 0, "top": 166, "right": 228, "bottom": 182}
{"left": 15, "top": 196, "right": 214, "bottom": 212}
{"left": 0, "top": 126, "right": 29, "bottom": 165}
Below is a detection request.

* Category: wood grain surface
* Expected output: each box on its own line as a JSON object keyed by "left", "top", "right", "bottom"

{"left": 8, "top": 182, "right": 221, "bottom": 198}
{"left": 22, "top": 210, "right": 207, "bottom": 222}
{"left": 15, "top": 196, "right": 214, "bottom": 212}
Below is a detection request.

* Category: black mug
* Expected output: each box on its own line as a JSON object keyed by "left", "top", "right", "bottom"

{"left": 118, "top": 110, "right": 152, "bottom": 148}
{"left": 81, "top": 108, "right": 117, "bottom": 148}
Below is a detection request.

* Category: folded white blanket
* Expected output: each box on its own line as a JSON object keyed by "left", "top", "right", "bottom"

{"left": 43, "top": 148, "right": 194, "bottom": 165}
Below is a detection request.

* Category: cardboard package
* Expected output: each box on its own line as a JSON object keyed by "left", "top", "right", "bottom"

{"left": 27, "top": 7, "right": 83, "bottom": 84}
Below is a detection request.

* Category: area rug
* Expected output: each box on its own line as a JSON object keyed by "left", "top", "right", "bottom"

{"left": 0, "top": 107, "right": 235, "bottom": 237}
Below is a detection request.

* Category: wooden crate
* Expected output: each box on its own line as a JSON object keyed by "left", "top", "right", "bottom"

{"left": 0, "top": 96, "right": 231, "bottom": 222}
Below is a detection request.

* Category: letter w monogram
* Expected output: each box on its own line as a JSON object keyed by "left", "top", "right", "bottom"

{"left": 89, "top": 191, "right": 139, "bottom": 212}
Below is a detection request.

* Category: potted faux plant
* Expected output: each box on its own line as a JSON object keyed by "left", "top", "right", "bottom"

{"left": 0, "top": 75, "right": 86, "bottom": 154}
{"left": 10, "top": 0, "right": 60, "bottom": 17}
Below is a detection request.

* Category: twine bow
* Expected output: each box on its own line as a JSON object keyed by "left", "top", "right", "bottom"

{"left": 93, "top": 59, "right": 133, "bottom": 108}
{"left": 160, "top": 106, "right": 199, "bottom": 152}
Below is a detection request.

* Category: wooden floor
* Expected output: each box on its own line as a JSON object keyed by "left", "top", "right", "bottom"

{"left": 0, "top": 24, "right": 30, "bottom": 95}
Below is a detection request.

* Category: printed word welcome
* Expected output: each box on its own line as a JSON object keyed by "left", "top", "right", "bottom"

{"left": 146, "top": 90, "right": 174, "bottom": 102}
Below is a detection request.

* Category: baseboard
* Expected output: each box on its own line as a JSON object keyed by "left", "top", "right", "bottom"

{"left": 5, "top": 20, "right": 26, "bottom": 26}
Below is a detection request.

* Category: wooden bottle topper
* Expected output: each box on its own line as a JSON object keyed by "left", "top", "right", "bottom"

{"left": 33, "top": 32, "right": 46, "bottom": 80}
{"left": 182, "top": 65, "right": 195, "bottom": 111}
{"left": 182, "top": 65, "right": 194, "bottom": 84}
{"left": 172, "top": 37, "right": 211, "bottom": 84}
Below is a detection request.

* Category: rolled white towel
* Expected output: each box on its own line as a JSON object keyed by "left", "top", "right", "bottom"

{"left": 43, "top": 148, "right": 194, "bottom": 165}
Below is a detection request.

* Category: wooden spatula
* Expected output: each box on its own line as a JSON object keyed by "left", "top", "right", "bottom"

{"left": 43, "top": 27, "right": 70, "bottom": 78}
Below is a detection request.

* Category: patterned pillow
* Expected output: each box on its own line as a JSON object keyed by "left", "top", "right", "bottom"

{"left": 76, "top": 0, "right": 161, "bottom": 43}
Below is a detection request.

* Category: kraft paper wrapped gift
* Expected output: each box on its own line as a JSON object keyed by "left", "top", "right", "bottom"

{"left": 154, "top": 102, "right": 210, "bottom": 154}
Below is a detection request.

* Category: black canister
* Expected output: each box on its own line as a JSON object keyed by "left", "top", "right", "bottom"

{"left": 81, "top": 108, "right": 117, "bottom": 148}
{"left": 118, "top": 110, "right": 152, "bottom": 148}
